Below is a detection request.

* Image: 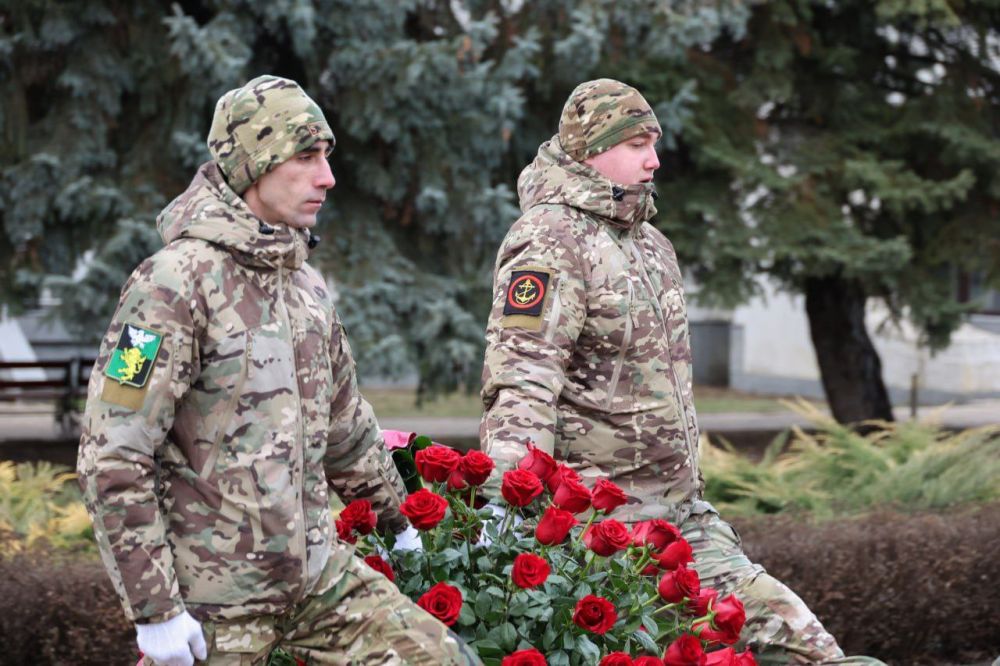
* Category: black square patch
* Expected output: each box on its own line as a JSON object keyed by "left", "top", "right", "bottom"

{"left": 503, "top": 270, "right": 550, "bottom": 317}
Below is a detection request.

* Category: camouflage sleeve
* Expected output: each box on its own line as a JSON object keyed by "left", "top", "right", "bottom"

{"left": 323, "top": 312, "right": 408, "bottom": 534}
{"left": 76, "top": 263, "right": 196, "bottom": 624}
{"left": 480, "top": 217, "right": 589, "bottom": 497}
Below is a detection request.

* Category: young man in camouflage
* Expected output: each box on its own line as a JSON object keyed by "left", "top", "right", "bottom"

{"left": 78, "top": 75, "right": 481, "bottom": 666}
{"left": 480, "top": 78, "right": 884, "bottom": 665}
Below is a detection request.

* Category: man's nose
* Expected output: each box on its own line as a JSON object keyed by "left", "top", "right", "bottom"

{"left": 316, "top": 160, "right": 336, "bottom": 189}
{"left": 646, "top": 146, "right": 660, "bottom": 171}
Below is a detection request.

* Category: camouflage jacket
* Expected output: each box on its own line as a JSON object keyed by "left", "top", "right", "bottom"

{"left": 481, "top": 137, "right": 703, "bottom": 523}
{"left": 77, "top": 162, "right": 407, "bottom": 624}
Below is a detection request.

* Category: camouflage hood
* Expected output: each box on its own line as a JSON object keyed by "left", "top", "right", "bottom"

{"left": 156, "top": 161, "right": 312, "bottom": 271}
{"left": 517, "top": 136, "right": 658, "bottom": 232}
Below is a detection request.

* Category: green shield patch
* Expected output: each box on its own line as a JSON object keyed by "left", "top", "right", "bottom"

{"left": 104, "top": 324, "right": 163, "bottom": 388}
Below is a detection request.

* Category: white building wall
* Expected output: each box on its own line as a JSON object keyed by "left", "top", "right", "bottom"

{"left": 723, "top": 280, "right": 1000, "bottom": 402}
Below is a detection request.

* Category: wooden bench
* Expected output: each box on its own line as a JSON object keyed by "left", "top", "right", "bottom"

{"left": 0, "top": 358, "right": 95, "bottom": 434}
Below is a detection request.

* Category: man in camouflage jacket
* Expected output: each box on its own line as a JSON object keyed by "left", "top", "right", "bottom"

{"left": 480, "top": 79, "right": 884, "bottom": 665}
{"left": 78, "top": 76, "right": 480, "bottom": 666}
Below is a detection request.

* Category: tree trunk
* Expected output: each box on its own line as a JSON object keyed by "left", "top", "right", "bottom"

{"left": 804, "top": 275, "right": 894, "bottom": 424}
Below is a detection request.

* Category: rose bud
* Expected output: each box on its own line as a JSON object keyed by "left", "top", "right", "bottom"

{"left": 600, "top": 653, "right": 633, "bottom": 666}
{"left": 688, "top": 588, "right": 719, "bottom": 617}
{"left": 552, "top": 476, "right": 592, "bottom": 514}
{"left": 632, "top": 519, "right": 681, "bottom": 553}
{"left": 399, "top": 488, "right": 449, "bottom": 530}
{"left": 415, "top": 445, "right": 462, "bottom": 483}
{"left": 662, "top": 634, "right": 706, "bottom": 666}
{"left": 572, "top": 594, "right": 618, "bottom": 635}
{"left": 591, "top": 479, "right": 628, "bottom": 513}
{"left": 447, "top": 467, "right": 468, "bottom": 491}
{"left": 518, "top": 442, "right": 559, "bottom": 484}
{"left": 458, "top": 449, "right": 495, "bottom": 486}
{"left": 501, "top": 648, "right": 548, "bottom": 666}
{"left": 335, "top": 517, "right": 356, "bottom": 544}
{"left": 655, "top": 537, "right": 694, "bottom": 571}
{"left": 362, "top": 555, "right": 395, "bottom": 582}
{"left": 339, "top": 499, "right": 378, "bottom": 535}
{"left": 695, "top": 594, "right": 746, "bottom": 646}
{"left": 535, "top": 506, "right": 579, "bottom": 545}
{"left": 501, "top": 468, "right": 544, "bottom": 507}
{"left": 583, "top": 519, "right": 632, "bottom": 557}
{"left": 546, "top": 463, "right": 581, "bottom": 493}
{"left": 416, "top": 582, "right": 464, "bottom": 626}
{"left": 658, "top": 565, "right": 701, "bottom": 604}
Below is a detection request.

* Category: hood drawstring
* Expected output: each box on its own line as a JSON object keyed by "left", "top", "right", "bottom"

{"left": 259, "top": 221, "right": 276, "bottom": 235}
{"left": 307, "top": 233, "right": 320, "bottom": 249}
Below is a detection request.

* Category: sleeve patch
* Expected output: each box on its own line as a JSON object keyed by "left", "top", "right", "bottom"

{"left": 503, "top": 269, "right": 551, "bottom": 317}
{"left": 104, "top": 324, "right": 163, "bottom": 388}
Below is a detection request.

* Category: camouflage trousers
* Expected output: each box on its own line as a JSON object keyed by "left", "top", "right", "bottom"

{"left": 682, "top": 503, "right": 886, "bottom": 666}
{"left": 162, "top": 553, "right": 482, "bottom": 666}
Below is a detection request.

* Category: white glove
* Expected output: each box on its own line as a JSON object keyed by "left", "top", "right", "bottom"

{"left": 135, "top": 610, "right": 207, "bottom": 666}
{"left": 392, "top": 524, "right": 423, "bottom": 552}
{"left": 478, "top": 503, "right": 522, "bottom": 547}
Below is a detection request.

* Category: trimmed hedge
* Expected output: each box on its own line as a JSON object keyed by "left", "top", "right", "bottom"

{"left": 1, "top": 503, "right": 998, "bottom": 665}
{"left": 734, "top": 502, "right": 1000, "bottom": 665}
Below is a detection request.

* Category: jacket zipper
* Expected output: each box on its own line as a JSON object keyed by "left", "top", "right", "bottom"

{"left": 628, "top": 240, "right": 698, "bottom": 483}
{"left": 276, "top": 265, "right": 309, "bottom": 601}
{"left": 604, "top": 279, "right": 633, "bottom": 411}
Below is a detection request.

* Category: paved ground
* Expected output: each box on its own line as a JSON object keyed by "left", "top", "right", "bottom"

{"left": 2, "top": 398, "right": 997, "bottom": 463}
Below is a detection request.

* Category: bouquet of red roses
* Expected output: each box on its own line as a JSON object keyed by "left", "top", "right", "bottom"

{"left": 337, "top": 438, "right": 756, "bottom": 666}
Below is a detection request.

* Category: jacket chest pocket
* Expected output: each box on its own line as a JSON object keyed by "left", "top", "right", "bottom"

{"left": 196, "top": 325, "right": 257, "bottom": 478}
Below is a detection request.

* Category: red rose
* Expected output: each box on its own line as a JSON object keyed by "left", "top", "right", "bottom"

{"left": 399, "top": 488, "right": 449, "bottom": 530}
{"left": 552, "top": 476, "right": 592, "bottom": 513}
{"left": 632, "top": 519, "right": 681, "bottom": 552}
{"left": 583, "top": 519, "right": 632, "bottom": 557}
{"left": 663, "top": 634, "right": 707, "bottom": 666}
{"left": 416, "top": 582, "right": 463, "bottom": 626}
{"left": 363, "top": 555, "right": 395, "bottom": 582}
{"left": 601, "top": 653, "right": 633, "bottom": 666}
{"left": 415, "top": 445, "right": 462, "bottom": 483}
{"left": 704, "top": 647, "right": 756, "bottom": 665}
{"left": 459, "top": 450, "right": 495, "bottom": 486}
{"left": 545, "top": 463, "right": 581, "bottom": 493}
{"left": 572, "top": 595, "right": 617, "bottom": 635}
{"left": 658, "top": 565, "right": 701, "bottom": 603}
{"left": 634, "top": 658, "right": 666, "bottom": 666}
{"left": 591, "top": 479, "right": 628, "bottom": 513}
{"left": 335, "top": 518, "right": 356, "bottom": 544}
{"left": 340, "top": 499, "right": 378, "bottom": 535}
{"left": 655, "top": 537, "right": 694, "bottom": 571}
{"left": 518, "top": 442, "right": 558, "bottom": 484}
{"left": 502, "top": 648, "right": 547, "bottom": 665}
{"left": 688, "top": 588, "right": 719, "bottom": 617}
{"left": 535, "top": 506, "right": 579, "bottom": 545}
{"left": 696, "top": 595, "right": 745, "bottom": 646}
{"left": 501, "top": 469, "right": 544, "bottom": 507}
{"left": 512, "top": 553, "right": 551, "bottom": 589}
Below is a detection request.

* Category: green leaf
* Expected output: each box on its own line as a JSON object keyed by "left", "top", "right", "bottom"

{"left": 548, "top": 650, "right": 570, "bottom": 666}
{"left": 487, "top": 622, "right": 518, "bottom": 651}
{"left": 633, "top": 629, "right": 659, "bottom": 654}
{"left": 458, "top": 603, "right": 476, "bottom": 626}
{"left": 575, "top": 635, "right": 601, "bottom": 663}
